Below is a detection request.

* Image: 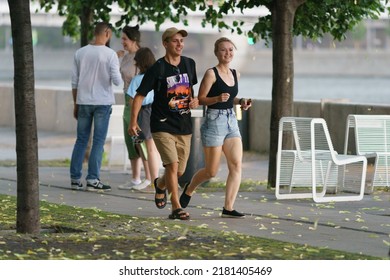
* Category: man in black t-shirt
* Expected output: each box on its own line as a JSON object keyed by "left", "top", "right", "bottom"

{"left": 129, "top": 27, "right": 198, "bottom": 220}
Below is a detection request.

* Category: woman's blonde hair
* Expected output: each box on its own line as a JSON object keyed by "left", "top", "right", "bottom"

{"left": 214, "top": 37, "right": 237, "bottom": 55}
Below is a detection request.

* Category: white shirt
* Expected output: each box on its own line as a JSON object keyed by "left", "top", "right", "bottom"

{"left": 71, "top": 44, "right": 122, "bottom": 105}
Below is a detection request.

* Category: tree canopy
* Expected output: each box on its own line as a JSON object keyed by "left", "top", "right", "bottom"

{"left": 36, "top": 0, "right": 389, "bottom": 45}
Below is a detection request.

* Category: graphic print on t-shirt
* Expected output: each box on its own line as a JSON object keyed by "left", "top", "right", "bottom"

{"left": 166, "top": 73, "right": 190, "bottom": 115}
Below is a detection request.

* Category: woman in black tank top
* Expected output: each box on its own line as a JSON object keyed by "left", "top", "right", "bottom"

{"left": 179, "top": 37, "right": 252, "bottom": 218}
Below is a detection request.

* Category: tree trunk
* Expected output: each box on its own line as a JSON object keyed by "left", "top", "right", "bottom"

{"left": 267, "top": 0, "right": 306, "bottom": 188}
{"left": 80, "top": 6, "right": 93, "bottom": 47}
{"left": 8, "top": 0, "right": 40, "bottom": 234}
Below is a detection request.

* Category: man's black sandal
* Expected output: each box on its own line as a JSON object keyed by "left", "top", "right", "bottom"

{"left": 168, "top": 208, "right": 190, "bottom": 220}
{"left": 154, "top": 178, "right": 167, "bottom": 209}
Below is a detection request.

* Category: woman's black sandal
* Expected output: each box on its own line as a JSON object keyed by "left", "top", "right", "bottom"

{"left": 154, "top": 178, "right": 167, "bottom": 209}
{"left": 179, "top": 182, "right": 191, "bottom": 208}
{"left": 168, "top": 208, "right": 190, "bottom": 220}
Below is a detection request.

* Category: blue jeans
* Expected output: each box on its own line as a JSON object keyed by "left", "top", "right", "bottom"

{"left": 70, "top": 105, "right": 112, "bottom": 181}
{"left": 201, "top": 108, "right": 241, "bottom": 147}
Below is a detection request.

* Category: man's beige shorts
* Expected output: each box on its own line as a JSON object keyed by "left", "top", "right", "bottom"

{"left": 152, "top": 132, "right": 192, "bottom": 174}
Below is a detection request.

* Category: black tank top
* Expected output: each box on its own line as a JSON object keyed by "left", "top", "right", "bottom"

{"left": 207, "top": 67, "right": 238, "bottom": 110}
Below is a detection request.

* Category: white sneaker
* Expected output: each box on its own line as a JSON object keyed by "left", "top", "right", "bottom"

{"left": 118, "top": 184, "right": 133, "bottom": 190}
{"left": 132, "top": 179, "right": 151, "bottom": 191}
{"left": 118, "top": 178, "right": 143, "bottom": 190}
{"left": 131, "top": 179, "right": 142, "bottom": 185}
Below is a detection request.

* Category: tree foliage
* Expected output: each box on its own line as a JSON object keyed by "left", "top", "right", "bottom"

{"left": 191, "top": 0, "right": 387, "bottom": 44}
{"left": 35, "top": 1, "right": 388, "bottom": 46}
{"left": 37, "top": 0, "right": 113, "bottom": 42}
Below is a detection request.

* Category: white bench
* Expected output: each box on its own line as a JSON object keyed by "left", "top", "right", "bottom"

{"left": 276, "top": 117, "right": 367, "bottom": 202}
{"left": 344, "top": 114, "right": 390, "bottom": 192}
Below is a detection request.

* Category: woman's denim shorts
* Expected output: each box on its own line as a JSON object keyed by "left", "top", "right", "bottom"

{"left": 201, "top": 108, "right": 241, "bottom": 147}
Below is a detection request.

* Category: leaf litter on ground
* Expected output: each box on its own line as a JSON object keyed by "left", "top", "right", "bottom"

{"left": 0, "top": 194, "right": 383, "bottom": 260}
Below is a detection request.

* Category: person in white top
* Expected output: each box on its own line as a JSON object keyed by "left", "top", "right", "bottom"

{"left": 70, "top": 22, "right": 122, "bottom": 192}
{"left": 116, "top": 25, "right": 152, "bottom": 191}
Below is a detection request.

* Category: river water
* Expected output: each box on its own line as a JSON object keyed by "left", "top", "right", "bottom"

{"left": 31, "top": 74, "right": 390, "bottom": 105}
{"left": 238, "top": 75, "right": 390, "bottom": 105}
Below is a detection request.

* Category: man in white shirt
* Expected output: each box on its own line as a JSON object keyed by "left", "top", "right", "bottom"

{"left": 70, "top": 22, "right": 122, "bottom": 192}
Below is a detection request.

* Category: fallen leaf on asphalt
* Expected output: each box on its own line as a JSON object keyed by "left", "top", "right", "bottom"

{"left": 266, "top": 213, "right": 278, "bottom": 219}
{"left": 271, "top": 231, "right": 285, "bottom": 235}
{"left": 362, "top": 207, "right": 380, "bottom": 211}
{"left": 258, "top": 224, "right": 267, "bottom": 230}
{"left": 309, "top": 219, "right": 318, "bottom": 230}
{"left": 201, "top": 212, "right": 214, "bottom": 217}
{"left": 355, "top": 217, "right": 365, "bottom": 223}
{"left": 201, "top": 193, "right": 210, "bottom": 199}
{"left": 316, "top": 204, "right": 335, "bottom": 209}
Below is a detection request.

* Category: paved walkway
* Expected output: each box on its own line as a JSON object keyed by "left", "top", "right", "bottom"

{"left": 0, "top": 126, "right": 389, "bottom": 258}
